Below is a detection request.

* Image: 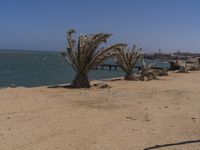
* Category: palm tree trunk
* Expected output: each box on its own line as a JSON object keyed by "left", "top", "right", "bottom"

{"left": 124, "top": 70, "right": 133, "bottom": 80}
{"left": 140, "top": 68, "right": 146, "bottom": 81}
{"left": 71, "top": 72, "right": 90, "bottom": 88}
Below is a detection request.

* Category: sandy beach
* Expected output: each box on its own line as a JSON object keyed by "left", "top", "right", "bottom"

{"left": 0, "top": 72, "right": 200, "bottom": 150}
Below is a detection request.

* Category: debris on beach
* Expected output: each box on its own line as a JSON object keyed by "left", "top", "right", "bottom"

{"left": 9, "top": 84, "right": 16, "bottom": 88}
{"left": 152, "top": 69, "right": 168, "bottom": 76}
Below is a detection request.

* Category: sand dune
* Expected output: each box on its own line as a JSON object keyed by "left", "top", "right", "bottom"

{"left": 0, "top": 72, "right": 200, "bottom": 150}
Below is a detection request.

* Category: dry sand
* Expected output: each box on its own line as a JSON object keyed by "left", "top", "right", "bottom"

{"left": 0, "top": 72, "right": 200, "bottom": 150}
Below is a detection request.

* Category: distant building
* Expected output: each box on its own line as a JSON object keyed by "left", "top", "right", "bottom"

{"left": 172, "top": 51, "right": 200, "bottom": 61}
{"left": 187, "top": 56, "right": 200, "bottom": 64}
{"left": 145, "top": 51, "right": 200, "bottom": 62}
{"left": 145, "top": 53, "right": 172, "bottom": 60}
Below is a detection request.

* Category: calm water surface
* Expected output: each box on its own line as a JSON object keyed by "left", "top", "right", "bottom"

{"left": 0, "top": 50, "right": 169, "bottom": 87}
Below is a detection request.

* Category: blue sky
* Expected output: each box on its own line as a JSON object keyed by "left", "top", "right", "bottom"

{"left": 0, "top": 0, "right": 200, "bottom": 53}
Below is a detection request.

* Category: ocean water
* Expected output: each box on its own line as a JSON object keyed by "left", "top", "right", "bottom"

{"left": 0, "top": 50, "right": 170, "bottom": 87}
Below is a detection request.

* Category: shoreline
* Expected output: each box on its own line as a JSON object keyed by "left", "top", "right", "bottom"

{"left": 1, "top": 70, "right": 197, "bottom": 89}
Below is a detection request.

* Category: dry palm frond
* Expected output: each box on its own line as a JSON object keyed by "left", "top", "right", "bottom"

{"left": 113, "top": 44, "right": 143, "bottom": 80}
{"left": 140, "top": 63, "right": 157, "bottom": 81}
{"left": 61, "top": 29, "right": 126, "bottom": 88}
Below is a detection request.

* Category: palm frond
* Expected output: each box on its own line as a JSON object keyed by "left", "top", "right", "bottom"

{"left": 66, "top": 29, "right": 78, "bottom": 71}
{"left": 113, "top": 44, "right": 143, "bottom": 80}
{"left": 88, "top": 43, "right": 126, "bottom": 68}
{"left": 62, "top": 29, "right": 126, "bottom": 87}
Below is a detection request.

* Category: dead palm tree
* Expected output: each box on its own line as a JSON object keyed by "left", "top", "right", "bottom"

{"left": 61, "top": 29, "right": 126, "bottom": 88}
{"left": 113, "top": 44, "right": 143, "bottom": 80}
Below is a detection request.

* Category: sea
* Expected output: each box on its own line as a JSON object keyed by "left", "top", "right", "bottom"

{"left": 0, "top": 50, "right": 170, "bottom": 88}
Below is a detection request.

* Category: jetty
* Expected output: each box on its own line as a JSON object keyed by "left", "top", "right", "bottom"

{"left": 93, "top": 64, "right": 166, "bottom": 71}
{"left": 93, "top": 64, "right": 119, "bottom": 71}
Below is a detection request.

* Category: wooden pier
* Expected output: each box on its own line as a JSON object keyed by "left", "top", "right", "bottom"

{"left": 93, "top": 64, "right": 119, "bottom": 71}
{"left": 93, "top": 64, "right": 168, "bottom": 71}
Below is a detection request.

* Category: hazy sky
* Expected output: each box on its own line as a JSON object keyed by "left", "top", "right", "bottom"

{"left": 0, "top": 0, "right": 200, "bottom": 53}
